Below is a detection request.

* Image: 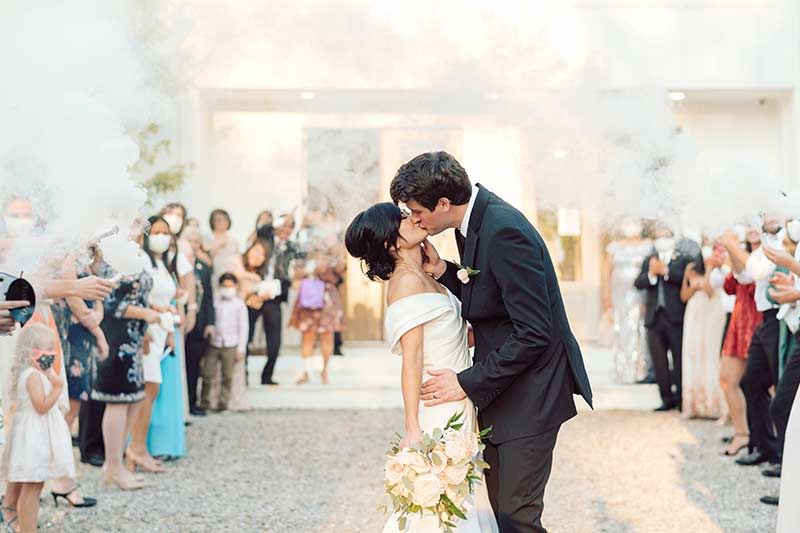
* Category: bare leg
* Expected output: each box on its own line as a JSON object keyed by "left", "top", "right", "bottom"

{"left": 296, "top": 330, "right": 316, "bottom": 384}
{"left": 2, "top": 482, "right": 20, "bottom": 524}
{"left": 65, "top": 399, "right": 81, "bottom": 432}
{"left": 102, "top": 403, "right": 144, "bottom": 489}
{"left": 319, "top": 332, "right": 334, "bottom": 385}
{"left": 127, "top": 382, "right": 164, "bottom": 472}
{"left": 720, "top": 355, "right": 749, "bottom": 454}
{"left": 17, "top": 482, "right": 43, "bottom": 533}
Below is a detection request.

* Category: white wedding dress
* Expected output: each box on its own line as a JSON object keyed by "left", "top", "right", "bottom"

{"left": 384, "top": 291, "right": 499, "bottom": 533}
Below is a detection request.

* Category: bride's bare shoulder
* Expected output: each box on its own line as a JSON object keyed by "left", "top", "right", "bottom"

{"left": 387, "top": 271, "right": 428, "bottom": 306}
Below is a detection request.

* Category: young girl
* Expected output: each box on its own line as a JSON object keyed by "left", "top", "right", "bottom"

{"left": 1, "top": 323, "right": 75, "bottom": 532}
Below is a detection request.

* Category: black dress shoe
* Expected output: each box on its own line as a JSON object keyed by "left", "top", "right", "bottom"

{"left": 760, "top": 495, "right": 779, "bottom": 506}
{"left": 80, "top": 455, "right": 104, "bottom": 468}
{"left": 736, "top": 451, "right": 770, "bottom": 466}
{"left": 189, "top": 406, "right": 207, "bottom": 417}
{"left": 654, "top": 400, "right": 679, "bottom": 412}
{"left": 636, "top": 376, "right": 656, "bottom": 384}
{"left": 762, "top": 463, "right": 782, "bottom": 478}
{"left": 261, "top": 380, "right": 279, "bottom": 386}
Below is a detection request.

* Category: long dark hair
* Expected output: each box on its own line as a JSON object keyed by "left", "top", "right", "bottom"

{"left": 345, "top": 202, "right": 404, "bottom": 281}
{"left": 242, "top": 239, "right": 271, "bottom": 278}
{"left": 143, "top": 215, "right": 177, "bottom": 277}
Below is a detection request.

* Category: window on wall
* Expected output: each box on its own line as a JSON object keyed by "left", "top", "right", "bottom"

{"left": 537, "top": 208, "right": 582, "bottom": 282}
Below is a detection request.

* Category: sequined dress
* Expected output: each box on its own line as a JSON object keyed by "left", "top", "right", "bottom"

{"left": 607, "top": 241, "right": 652, "bottom": 384}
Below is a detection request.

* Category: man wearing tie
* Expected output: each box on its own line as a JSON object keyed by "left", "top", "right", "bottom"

{"left": 635, "top": 225, "right": 693, "bottom": 411}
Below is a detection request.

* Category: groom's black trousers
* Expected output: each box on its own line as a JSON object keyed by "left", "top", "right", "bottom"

{"left": 483, "top": 425, "right": 560, "bottom": 533}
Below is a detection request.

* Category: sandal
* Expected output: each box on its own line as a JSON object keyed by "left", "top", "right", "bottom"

{"left": 722, "top": 433, "right": 750, "bottom": 456}
{"left": 51, "top": 486, "right": 97, "bottom": 508}
{"left": 1, "top": 506, "right": 17, "bottom": 533}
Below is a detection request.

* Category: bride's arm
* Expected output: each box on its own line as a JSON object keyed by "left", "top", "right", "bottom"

{"left": 399, "top": 325, "right": 425, "bottom": 448}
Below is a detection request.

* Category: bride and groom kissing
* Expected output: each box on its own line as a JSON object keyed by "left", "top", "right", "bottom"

{"left": 344, "top": 151, "right": 593, "bottom": 532}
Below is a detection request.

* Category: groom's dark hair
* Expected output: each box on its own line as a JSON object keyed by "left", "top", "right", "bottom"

{"left": 390, "top": 151, "right": 472, "bottom": 211}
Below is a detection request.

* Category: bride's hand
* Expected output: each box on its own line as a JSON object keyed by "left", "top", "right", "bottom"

{"left": 399, "top": 427, "right": 424, "bottom": 449}
{"left": 421, "top": 240, "right": 446, "bottom": 279}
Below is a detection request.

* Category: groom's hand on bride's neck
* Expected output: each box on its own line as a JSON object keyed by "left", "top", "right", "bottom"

{"left": 421, "top": 240, "right": 446, "bottom": 279}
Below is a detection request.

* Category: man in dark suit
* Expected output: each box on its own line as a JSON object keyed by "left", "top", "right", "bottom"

{"left": 390, "top": 151, "right": 592, "bottom": 533}
{"left": 633, "top": 227, "right": 693, "bottom": 411}
{"left": 259, "top": 214, "right": 303, "bottom": 385}
{"left": 183, "top": 226, "right": 216, "bottom": 416}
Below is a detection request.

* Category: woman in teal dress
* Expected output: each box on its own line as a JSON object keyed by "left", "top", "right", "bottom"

{"left": 147, "top": 310, "right": 186, "bottom": 460}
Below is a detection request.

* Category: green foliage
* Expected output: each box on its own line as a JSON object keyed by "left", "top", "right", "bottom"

{"left": 129, "top": 122, "right": 192, "bottom": 202}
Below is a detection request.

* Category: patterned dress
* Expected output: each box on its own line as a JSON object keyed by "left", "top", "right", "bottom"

{"left": 90, "top": 268, "right": 153, "bottom": 403}
{"left": 289, "top": 260, "right": 344, "bottom": 334}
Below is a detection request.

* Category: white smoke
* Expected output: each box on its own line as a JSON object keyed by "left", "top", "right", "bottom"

{"left": 0, "top": 0, "right": 190, "bottom": 275}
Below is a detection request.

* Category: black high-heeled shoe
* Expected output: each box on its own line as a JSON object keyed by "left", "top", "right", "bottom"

{"left": 51, "top": 487, "right": 97, "bottom": 508}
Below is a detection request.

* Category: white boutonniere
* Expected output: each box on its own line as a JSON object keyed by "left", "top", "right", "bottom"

{"left": 455, "top": 263, "right": 480, "bottom": 284}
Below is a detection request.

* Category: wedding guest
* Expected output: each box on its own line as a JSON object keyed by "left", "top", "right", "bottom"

{"left": 182, "top": 226, "right": 216, "bottom": 417}
{"left": 185, "top": 217, "right": 201, "bottom": 231}
{"left": 290, "top": 252, "right": 345, "bottom": 385}
{"left": 680, "top": 245, "right": 726, "bottom": 418}
{"left": 258, "top": 214, "right": 302, "bottom": 385}
{"left": 730, "top": 216, "right": 783, "bottom": 467}
{"left": 719, "top": 228, "right": 762, "bottom": 456}
{"left": 234, "top": 239, "right": 271, "bottom": 391}
{"left": 207, "top": 209, "right": 240, "bottom": 283}
{"left": 92, "top": 263, "right": 159, "bottom": 490}
{"left": 201, "top": 273, "right": 248, "bottom": 412}
{"left": 605, "top": 218, "right": 652, "bottom": 384}
{"left": 1, "top": 324, "right": 75, "bottom": 533}
{"left": 247, "top": 210, "right": 275, "bottom": 248}
{"left": 128, "top": 216, "right": 178, "bottom": 473}
{"left": 0, "top": 301, "right": 31, "bottom": 335}
{"left": 634, "top": 225, "right": 695, "bottom": 411}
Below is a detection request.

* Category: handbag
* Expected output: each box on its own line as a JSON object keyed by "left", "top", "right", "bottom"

{"left": 298, "top": 278, "right": 326, "bottom": 310}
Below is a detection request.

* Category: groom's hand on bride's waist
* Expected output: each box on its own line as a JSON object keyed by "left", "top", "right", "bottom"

{"left": 421, "top": 369, "right": 467, "bottom": 406}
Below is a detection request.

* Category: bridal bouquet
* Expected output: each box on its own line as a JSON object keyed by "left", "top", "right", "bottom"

{"left": 382, "top": 411, "right": 491, "bottom": 532}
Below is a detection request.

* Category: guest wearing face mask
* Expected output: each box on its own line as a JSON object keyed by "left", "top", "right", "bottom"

{"left": 201, "top": 274, "right": 248, "bottom": 412}
{"left": 724, "top": 215, "right": 784, "bottom": 468}
{"left": 634, "top": 224, "right": 695, "bottom": 411}
{"left": 605, "top": 218, "right": 653, "bottom": 384}
{"left": 127, "top": 216, "right": 181, "bottom": 473}
{"left": 753, "top": 217, "right": 800, "bottom": 502}
{"left": 247, "top": 210, "right": 275, "bottom": 249}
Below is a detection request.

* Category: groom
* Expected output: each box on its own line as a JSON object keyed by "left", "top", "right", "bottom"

{"left": 390, "top": 151, "right": 592, "bottom": 533}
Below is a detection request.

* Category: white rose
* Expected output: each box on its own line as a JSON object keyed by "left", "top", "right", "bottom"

{"left": 457, "top": 268, "right": 470, "bottom": 284}
{"left": 444, "top": 431, "right": 469, "bottom": 462}
{"left": 441, "top": 463, "right": 470, "bottom": 485}
{"left": 467, "top": 432, "right": 481, "bottom": 457}
{"left": 412, "top": 473, "right": 445, "bottom": 508}
{"left": 385, "top": 456, "right": 406, "bottom": 485}
{"left": 390, "top": 481, "right": 409, "bottom": 498}
{"left": 397, "top": 449, "right": 429, "bottom": 474}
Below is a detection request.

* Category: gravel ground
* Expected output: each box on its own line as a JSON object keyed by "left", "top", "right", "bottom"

{"left": 39, "top": 409, "right": 777, "bottom": 532}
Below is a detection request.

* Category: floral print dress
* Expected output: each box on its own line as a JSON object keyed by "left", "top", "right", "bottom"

{"left": 90, "top": 268, "right": 153, "bottom": 403}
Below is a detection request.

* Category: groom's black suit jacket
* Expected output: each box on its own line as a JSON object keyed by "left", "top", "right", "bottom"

{"left": 439, "top": 185, "right": 593, "bottom": 444}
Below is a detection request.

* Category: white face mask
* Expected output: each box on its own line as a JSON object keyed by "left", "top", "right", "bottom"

{"left": 219, "top": 287, "right": 237, "bottom": 299}
{"left": 733, "top": 225, "right": 747, "bottom": 243}
{"left": 787, "top": 220, "right": 800, "bottom": 243}
{"left": 148, "top": 234, "right": 171, "bottom": 254}
{"left": 763, "top": 228, "right": 786, "bottom": 250}
{"left": 654, "top": 237, "right": 675, "bottom": 254}
{"left": 3, "top": 216, "right": 35, "bottom": 237}
{"left": 701, "top": 246, "right": 713, "bottom": 260}
{"left": 163, "top": 214, "right": 183, "bottom": 235}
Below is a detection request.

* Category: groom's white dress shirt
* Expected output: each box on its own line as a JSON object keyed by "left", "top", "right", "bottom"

{"left": 460, "top": 184, "right": 480, "bottom": 238}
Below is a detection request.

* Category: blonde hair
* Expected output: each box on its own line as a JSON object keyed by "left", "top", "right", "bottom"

{"left": 9, "top": 323, "right": 56, "bottom": 399}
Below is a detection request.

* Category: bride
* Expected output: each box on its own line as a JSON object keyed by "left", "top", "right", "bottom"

{"left": 345, "top": 202, "right": 498, "bottom": 533}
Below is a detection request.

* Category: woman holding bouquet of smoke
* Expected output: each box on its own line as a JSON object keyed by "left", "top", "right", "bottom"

{"left": 346, "top": 203, "right": 498, "bottom": 532}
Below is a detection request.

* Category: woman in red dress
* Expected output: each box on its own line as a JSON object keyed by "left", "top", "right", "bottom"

{"left": 719, "top": 229, "right": 763, "bottom": 456}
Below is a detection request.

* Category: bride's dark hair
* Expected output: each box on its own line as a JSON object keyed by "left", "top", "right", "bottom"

{"left": 345, "top": 202, "right": 404, "bottom": 281}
